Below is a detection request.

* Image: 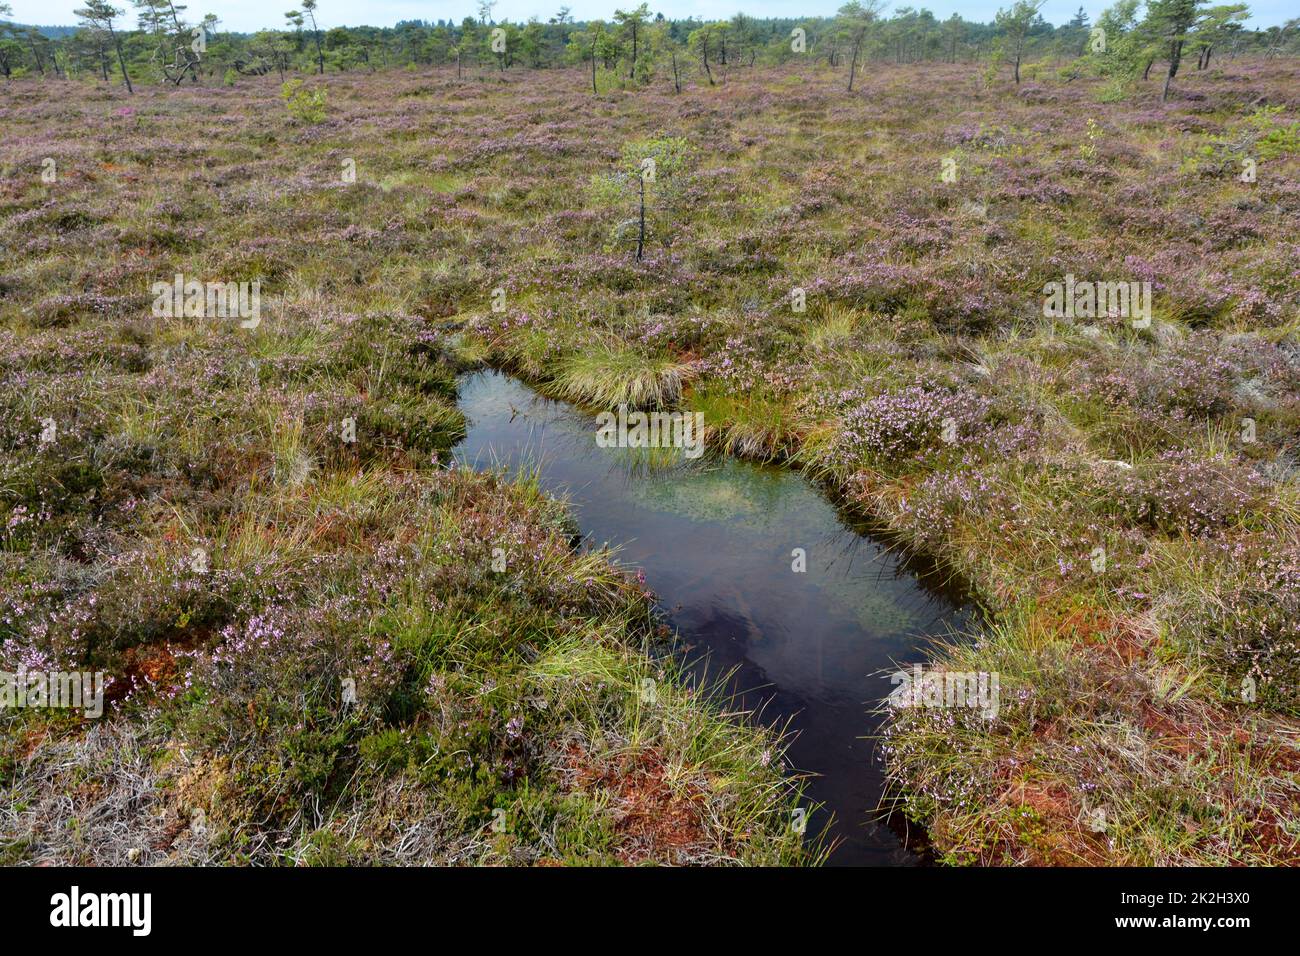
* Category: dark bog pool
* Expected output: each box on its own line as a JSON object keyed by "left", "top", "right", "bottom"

{"left": 454, "top": 370, "right": 976, "bottom": 865}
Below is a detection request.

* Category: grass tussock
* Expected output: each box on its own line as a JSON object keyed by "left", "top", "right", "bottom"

{"left": 547, "top": 345, "right": 695, "bottom": 410}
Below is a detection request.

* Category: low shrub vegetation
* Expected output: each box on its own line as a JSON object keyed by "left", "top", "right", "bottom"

{"left": 2, "top": 12, "right": 1298, "bottom": 866}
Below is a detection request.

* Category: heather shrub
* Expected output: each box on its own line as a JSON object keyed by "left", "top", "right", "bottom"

{"left": 360, "top": 390, "right": 465, "bottom": 454}
{"left": 832, "top": 385, "right": 995, "bottom": 471}
{"left": 181, "top": 604, "right": 386, "bottom": 829}
{"left": 697, "top": 328, "right": 809, "bottom": 396}
{"left": 1117, "top": 450, "right": 1267, "bottom": 537}
{"left": 1175, "top": 542, "right": 1300, "bottom": 715}
{"left": 892, "top": 466, "right": 1006, "bottom": 549}
{"left": 75, "top": 550, "right": 244, "bottom": 664}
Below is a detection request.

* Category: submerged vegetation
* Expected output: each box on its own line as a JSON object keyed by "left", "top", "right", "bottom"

{"left": 2, "top": 0, "right": 1299, "bottom": 866}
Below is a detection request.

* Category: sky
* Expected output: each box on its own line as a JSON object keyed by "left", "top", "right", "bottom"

{"left": 5, "top": 0, "right": 1293, "bottom": 33}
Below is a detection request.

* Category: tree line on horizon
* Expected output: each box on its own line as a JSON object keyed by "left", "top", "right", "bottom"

{"left": 1, "top": 0, "right": 1297, "bottom": 99}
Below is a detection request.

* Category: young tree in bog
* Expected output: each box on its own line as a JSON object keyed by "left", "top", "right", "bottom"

{"left": 886, "top": 7, "right": 923, "bottom": 65}
{"left": 20, "top": 27, "right": 46, "bottom": 77}
{"left": 0, "top": 35, "right": 21, "bottom": 81}
{"left": 1086, "top": 0, "right": 1147, "bottom": 80}
{"left": 729, "top": 12, "right": 761, "bottom": 66}
{"left": 484, "top": 20, "right": 516, "bottom": 70}
{"left": 75, "top": 0, "right": 133, "bottom": 92}
{"left": 1145, "top": 0, "right": 1206, "bottom": 100}
{"left": 520, "top": 18, "right": 545, "bottom": 69}
{"left": 561, "top": 21, "right": 604, "bottom": 92}
{"left": 135, "top": 0, "right": 202, "bottom": 86}
{"left": 301, "top": 0, "right": 324, "bottom": 74}
{"left": 72, "top": 25, "right": 114, "bottom": 81}
{"left": 590, "top": 136, "right": 692, "bottom": 261}
{"left": 284, "top": 9, "right": 303, "bottom": 55}
{"left": 237, "top": 29, "right": 292, "bottom": 80}
{"left": 324, "top": 26, "right": 361, "bottom": 71}
{"left": 651, "top": 20, "right": 682, "bottom": 93}
{"left": 1193, "top": 3, "right": 1248, "bottom": 69}
{"left": 942, "top": 13, "right": 964, "bottom": 63}
{"left": 687, "top": 22, "right": 720, "bottom": 86}
{"left": 458, "top": 18, "right": 481, "bottom": 76}
{"left": 0, "top": 7, "right": 17, "bottom": 82}
{"left": 837, "top": 0, "right": 886, "bottom": 92}
{"left": 1064, "top": 5, "right": 1090, "bottom": 56}
{"left": 995, "top": 0, "right": 1045, "bottom": 84}
{"left": 613, "top": 4, "right": 649, "bottom": 80}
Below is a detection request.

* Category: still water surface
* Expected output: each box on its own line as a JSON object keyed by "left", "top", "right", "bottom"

{"left": 454, "top": 370, "right": 976, "bottom": 865}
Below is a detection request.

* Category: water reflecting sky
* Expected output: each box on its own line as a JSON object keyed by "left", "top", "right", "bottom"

{"left": 455, "top": 370, "right": 977, "bottom": 865}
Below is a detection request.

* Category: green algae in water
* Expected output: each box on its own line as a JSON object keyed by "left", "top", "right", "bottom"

{"left": 627, "top": 460, "right": 817, "bottom": 530}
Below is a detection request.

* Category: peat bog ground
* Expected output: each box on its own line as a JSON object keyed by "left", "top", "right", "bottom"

{"left": 2, "top": 56, "right": 1300, "bottom": 865}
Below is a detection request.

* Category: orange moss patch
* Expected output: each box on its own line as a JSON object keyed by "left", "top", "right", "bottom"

{"left": 566, "top": 745, "right": 716, "bottom": 865}
{"left": 987, "top": 777, "right": 1115, "bottom": 866}
{"left": 105, "top": 630, "right": 207, "bottom": 707}
{"left": 1139, "top": 703, "right": 1202, "bottom": 758}
{"left": 1028, "top": 600, "right": 1152, "bottom": 654}
{"left": 1239, "top": 809, "right": 1300, "bottom": 863}
{"left": 19, "top": 725, "right": 51, "bottom": 760}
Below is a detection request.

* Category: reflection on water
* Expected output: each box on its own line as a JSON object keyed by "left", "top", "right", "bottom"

{"left": 454, "top": 370, "right": 976, "bottom": 866}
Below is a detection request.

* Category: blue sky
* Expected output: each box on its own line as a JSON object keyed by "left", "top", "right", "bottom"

{"left": 6, "top": 0, "right": 1292, "bottom": 33}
